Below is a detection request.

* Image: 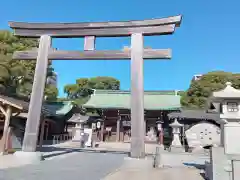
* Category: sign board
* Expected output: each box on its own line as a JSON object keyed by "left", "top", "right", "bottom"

{"left": 72, "top": 128, "right": 93, "bottom": 147}
{"left": 92, "top": 123, "right": 96, "bottom": 130}
{"left": 122, "top": 120, "right": 131, "bottom": 127}
{"left": 96, "top": 122, "right": 101, "bottom": 129}
{"left": 106, "top": 127, "right": 112, "bottom": 132}
{"left": 157, "top": 124, "right": 162, "bottom": 131}
{"left": 84, "top": 128, "right": 93, "bottom": 147}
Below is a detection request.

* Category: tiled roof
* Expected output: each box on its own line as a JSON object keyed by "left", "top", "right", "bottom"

{"left": 0, "top": 95, "right": 73, "bottom": 116}
{"left": 168, "top": 109, "right": 220, "bottom": 123}
{"left": 44, "top": 101, "right": 73, "bottom": 116}
{"left": 0, "top": 95, "right": 51, "bottom": 115}
{"left": 83, "top": 90, "right": 181, "bottom": 110}
{"left": 67, "top": 114, "right": 89, "bottom": 123}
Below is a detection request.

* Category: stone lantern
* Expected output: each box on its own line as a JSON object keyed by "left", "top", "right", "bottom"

{"left": 207, "top": 81, "right": 240, "bottom": 180}
{"left": 212, "top": 82, "right": 240, "bottom": 155}
{"left": 170, "top": 118, "right": 184, "bottom": 152}
{"left": 69, "top": 114, "right": 89, "bottom": 148}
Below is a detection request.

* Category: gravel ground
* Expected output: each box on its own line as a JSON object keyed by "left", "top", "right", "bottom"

{"left": 0, "top": 151, "right": 126, "bottom": 180}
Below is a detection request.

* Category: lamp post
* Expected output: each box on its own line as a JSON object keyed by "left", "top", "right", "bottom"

{"left": 212, "top": 82, "right": 240, "bottom": 154}
{"left": 69, "top": 113, "right": 89, "bottom": 148}
{"left": 211, "top": 82, "right": 240, "bottom": 179}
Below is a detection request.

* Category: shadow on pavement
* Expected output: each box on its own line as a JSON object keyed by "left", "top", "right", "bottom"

{"left": 40, "top": 146, "right": 130, "bottom": 159}
{"left": 183, "top": 163, "right": 206, "bottom": 179}
{"left": 183, "top": 162, "right": 205, "bottom": 170}
{"left": 200, "top": 172, "right": 206, "bottom": 180}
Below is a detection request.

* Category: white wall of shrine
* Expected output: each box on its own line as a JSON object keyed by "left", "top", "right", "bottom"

{"left": 185, "top": 122, "right": 221, "bottom": 148}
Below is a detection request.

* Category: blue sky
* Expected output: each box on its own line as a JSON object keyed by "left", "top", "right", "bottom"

{"left": 1, "top": 0, "right": 240, "bottom": 97}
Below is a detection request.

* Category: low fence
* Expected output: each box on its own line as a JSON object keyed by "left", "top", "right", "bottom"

{"left": 51, "top": 131, "right": 99, "bottom": 146}
{"left": 52, "top": 133, "right": 73, "bottom": 145}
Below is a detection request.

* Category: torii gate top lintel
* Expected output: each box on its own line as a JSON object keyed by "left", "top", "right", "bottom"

{"left": 9, "top": 15, "right": 182, "bottom": 38}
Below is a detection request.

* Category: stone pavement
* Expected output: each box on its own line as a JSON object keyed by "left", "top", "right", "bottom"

{"left": 60, "top": 141, "right": 163, "bottom": 155}
{"left": 0, "top": 141, "right": 155, "bottom": 170}
{"left": 104, "top": 167, "right": 204, "bottom": 180}
{"left": 0, "top": 151, "right": 125, "bottom": 180}
{"left": 0, "top": 154, "right": 32, "bottom": 169}
{"left": 97, "top": 142, "right": 158, "bottom": 154}
{"left": 0, "top": 142, "right": 208, "bottom": 180}
{"left": 0, "top": 149, "right": 206, "bottom": 180}
{"left": 0, "top": 148, "right": 80, "bottom": 169}
{"left": 103, "top": 157, "right": 205, "bottom": 180}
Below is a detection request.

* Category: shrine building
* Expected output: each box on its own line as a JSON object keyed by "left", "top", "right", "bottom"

{"left": 82, "top": 89, "right": 182, "bottom": 143}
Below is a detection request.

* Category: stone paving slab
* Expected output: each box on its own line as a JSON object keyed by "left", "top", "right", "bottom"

{"left": 103, "top": 157, "right": 205, "bottom": 180}
{"left": 0, "top": 141, "right": 209, "bottom": 171}
{"left": 0, "top": 154, "right": 33, "bottom": 169}
{"left": 61, "top": 141, "right": 162, "bottom": 155}
{"left": 0, "top": 149, "right": 74, "bottom": 169}
{"left": 0, "top": 148, "right": 206, "bottom": 180}
{"left": 104, "top": 167, "right": 205, "bottom": 180}
{"left": 0, "top": 152, "right": 125, "bottom": 180}
{"left": 158, "top": 152, "right": 209, "bottom": 167}
{"left": 59, "top": 141, "right": 208, "bottom": 156}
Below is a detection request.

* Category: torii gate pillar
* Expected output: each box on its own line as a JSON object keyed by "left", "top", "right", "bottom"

{"left": 130, "top": 33, "right": 145, "bottom": 158}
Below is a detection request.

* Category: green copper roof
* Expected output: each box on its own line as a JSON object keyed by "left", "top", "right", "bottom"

{"left": 44, "top": 101, "right": 74, "bottom": 116}
{"left": 56, "top": 101, "right": 74, "bottom": 115}
{"left": 83, "top": 90, "right": 181, "bottom": 110}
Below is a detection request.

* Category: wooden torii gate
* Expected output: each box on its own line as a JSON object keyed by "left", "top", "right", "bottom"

{"left": 9, "top": 15, "right": 182, "bottom": 158}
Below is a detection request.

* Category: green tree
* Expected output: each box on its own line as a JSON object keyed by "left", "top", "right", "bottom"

{"left": 45, "top": 84, "right": 58, "bottom": 101}
{"left": 181, "top": 71, "right": 240, "bottom": 108}
{"left": 64, "top": 76, "right": 120, "bottom": 104}
{"left": 0, "top": 30, "right": 58, "bottom": 100}
{"left": 64, "top": 84, "right": 79, "bottom": 99}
